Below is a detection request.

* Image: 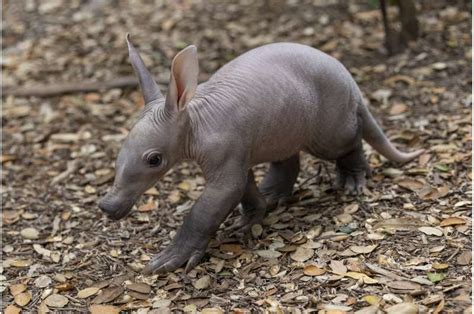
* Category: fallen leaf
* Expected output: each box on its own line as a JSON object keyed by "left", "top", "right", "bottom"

{"left": 9, "top": 284, "right": 27, "bottom": 296}
{"left": 457, "top": 251, "right": 472, "bottom": 265}
{"left": 201, "top": 308, "right": 224, "bottom": 314}
{"left": 397, "top": 179, "right": 425, "bottom": 192}
{"left": 256, "top": 250, "right": 281, "bottom": 259}
{"left": 440, "top": 217, "right": 467, "bottom": 227}
{"left": 4, "top": 305, "right": 21, "bottom": 314}
{"left": 384, "top": 74, "right": 415, "bottom": 87}
{"left": 34, "top": 275, "right": 52, "bottom": 288}
{"left": 303, "top": 265, "right": 326, "bottom": 276}
{"left": 427, "top": 272, "right": 445, "bottom": 283}
{"left": 10, "top": 259, "right": 32, "bottom": 268}
{"left": 354, "top": 305, "right": 379, "bottom": 314}
{"left": 92, "top": 286, "right": 124, "bottom": 304}
{"left": 385, "top": 302, "right": 418, "bottom": 314}
{"left": 126, "top": 283, "right": 151, "bottom": 294}
{"left": 137, "top": 199, "right": 157, "bottom": 212}
{"left": 45, "top": 294, "right": 69, "bottom": 308}
{"left": 418, "top": 226, "right": 443, "bottom": 236}
{"left": 144, "top": 187, "right": 160, "bottom": 196}
{"left": 330, "top": 260, "right": 347, "bottom": 275}
{"left": 386, "top": 280, "right": 421, "bottom": 290}
{"left": 220, "top": 243, "right": 243, "bottom": 255}
{"left": 167, "top": 190, "right": 181, "bottom": 204}
{"left": 290, "top": 247, "right": 314, "bottom": 262}
{"left": 251, "top": 224, "right": 263, "bottom": 238}
{"left": 343, "top": 203, "right": 359, "bottom": 214}
{"left": 14, "top": 291, "right": 32, "bottom": 306}
{"left": 127, "top": 291, "right": 149, "bottom": 300}
{"left": 33, "top": 244, "right": 52, "bottom": 257}
{"left": 374, "top": 217, "right": 424, "bottom": 231}
{"left": 389, "top": 102, "right": 408, "bottom": 115}
{"left": 350, "top": 245, "right": 377, "bottom": 254}
{"left": 77, "top": 287, "right": 100, "bottom": 298}
{"left": 432, "top": 263, "right": 449, "bottom": 270}
{"left": 362, "top": 295, "right": 380, "bottom": 305}
{"left": 20, "top": 227, "right": 39, "bottom": 240}
{"left": 194, "top": 275, "right": 211, "bottom": 290}
{"left": 153, "top": 299, "right": 172, "bottom": 308}
{"left": 89, "top": 304, "right": 120, "bottom": 314}
{"left": 345, "top": 272, "right": 378, "bottom": 284}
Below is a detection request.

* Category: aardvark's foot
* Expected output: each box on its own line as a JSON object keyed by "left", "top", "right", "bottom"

{"left": 143, "top": 237, "right": 208, "bottom": 274}
{"left": 229, "top": 207, "right": 266, "bottom": 240}
{"left": 335, "top": 168, "right": 367, "bottom": 195}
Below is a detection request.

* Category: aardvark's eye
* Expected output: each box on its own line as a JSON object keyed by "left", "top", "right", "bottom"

{"left": 145, "top": 151, "right": 162, "bottom": 167}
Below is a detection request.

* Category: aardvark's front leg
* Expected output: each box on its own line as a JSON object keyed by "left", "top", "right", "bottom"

{"left": 143, "top": 163, "right": 247, "bottom": 274}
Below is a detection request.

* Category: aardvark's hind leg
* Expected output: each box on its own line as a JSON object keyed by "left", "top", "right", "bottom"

{"left": 259, "top": 154, "right": 300, "bottom": 208}
{"left": 232, "top": 170, "right": 267, "bottom": 235}
{"left": 335, "top": 145, "right": 371, "bottom": 195}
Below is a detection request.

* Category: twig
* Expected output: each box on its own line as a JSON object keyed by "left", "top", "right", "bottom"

{"left": 50, "top": 159, "right": 80, "bottom": 186}
{"left": 2, "top": 76, "right": 168, "bottom": 97}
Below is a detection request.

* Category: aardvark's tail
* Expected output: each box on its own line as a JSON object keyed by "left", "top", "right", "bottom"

{"left": 359, "top": 103, "right": 424, "bottom": 163}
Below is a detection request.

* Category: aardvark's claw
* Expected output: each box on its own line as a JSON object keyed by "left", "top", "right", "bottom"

{"left": 143, "top": 241, "right": 207, "bottom": 275}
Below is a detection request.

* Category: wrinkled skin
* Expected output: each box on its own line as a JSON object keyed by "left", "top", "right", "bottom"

{"left": 99, "top": 36, "right": 423, "bottom": 274}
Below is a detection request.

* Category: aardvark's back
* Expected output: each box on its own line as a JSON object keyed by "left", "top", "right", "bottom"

{"left": 192, "top": 43, "right": 363, "bottom": 163}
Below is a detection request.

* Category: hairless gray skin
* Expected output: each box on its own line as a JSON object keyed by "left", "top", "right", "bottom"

{"left": 98, "top": 35, "right": 424, "bottom": 274}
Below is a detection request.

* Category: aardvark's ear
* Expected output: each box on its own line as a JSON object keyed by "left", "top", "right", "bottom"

{"left": 165, "top": 45, "right": 199, "bottom": 112}
{"left": 126, "top": 34, "right": 162, "bottom": 104}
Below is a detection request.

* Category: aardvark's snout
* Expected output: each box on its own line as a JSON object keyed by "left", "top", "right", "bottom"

{"left": 98, "top": 190, "right": 136, "bottom": 220}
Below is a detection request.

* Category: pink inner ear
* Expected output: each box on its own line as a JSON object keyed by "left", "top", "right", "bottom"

{"left": 169, "top": 46, "right": 199, "bottom": 110}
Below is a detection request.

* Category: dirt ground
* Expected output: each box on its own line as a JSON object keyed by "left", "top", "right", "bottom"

{"left": 2, "top": 0, "right": 472, "bottom": 313}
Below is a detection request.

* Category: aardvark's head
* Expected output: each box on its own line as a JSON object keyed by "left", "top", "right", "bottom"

{"left": 99, "top": 34, "right": 199, "bottom": 220}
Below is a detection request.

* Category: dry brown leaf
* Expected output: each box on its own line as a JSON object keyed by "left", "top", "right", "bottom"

{"left": 89, "top": 304, "right": 121, "bottom": 314}
{"left": 14, "top": 291, "right": 32, "bottom": 306}
{"left": 201, "top": 308, "right": 224, "bottom": 314}
{"left": 92, "top": 286, "right": 124, "bottom": 304}
{"left": 137, "top": 199, "right": 157, "bottom": 212}
{"left": 457, "top": 251, "right": 472, "bottom": 265}
{"left": 144, "top": 187, "right": 160, "bottom": 196}
{"left": 384, "top": 74, "right": 416, "bottom": 87}
{"left": 127, "top": 283, "right": 151, "bottom": 294}
{"left": 290, "top": 247, "right": 314, "bottom": 262}
{"left": 389, "top": 102, "right": 408, "bottom": 115}
{"left": 77, "top": 287, "right": 100, "bottom": 298}
{"left": 2, "top": 210, "right": 21, "bottom": 224}
{"left": 44, "top": 294, "right": 69, "bottom": 308}
{"left": 440, "top": 217, "right": 467, "bottom": 227}
{"left": 432, "top": 263, "right": 449, "bottom": 270}
{"left": 4, "top": 305, "right": 21, "bottom": 314}
{"left": 385, "top": 302, "right": 418, "bottom": 314}
{"left": 303, "top": 265, "right": 326, "bottom": 276}
{"left": 386, "top": 280, "right": 421, "bottom": 290}
{"left": 256, "top": 250, "right": 281, "bottom": 259}
{"left": 418, "top": 226, "right": 443, "bottom": 236}
{"left": 374, "top": 217, "right": 424, "bottom": 231}
{"left": 397, "top": 179, "right": 425, "bottom": 192}
{"left": 10, "top": 259, "right": 32, "bottom": 268}
{"left": 330, "top": 260, "right": 347, "bottom": 275}
{"left": 9, "top": 284, "right": 27, "bottom": 296}
{"left": 194, "top": 275, "right": 211, "bottom": 290}
{"left": 345, "top": 272, "right": 378, "bottom": 284}
{"left": 220, "top": 243, "right": 243, "bottom": 255}
{"left": 343, "top": 203, "right": 359, "bottom": 214}
{"left": 20, "top": 227, "right": 39, "bottom": 239}
{"left": 350, "top": 245, "right": 377, "bottom": 254}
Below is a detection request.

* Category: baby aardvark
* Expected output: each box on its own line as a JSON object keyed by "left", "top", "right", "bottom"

{"left": 99, "top": 35, "right": 423, "bottom": 274}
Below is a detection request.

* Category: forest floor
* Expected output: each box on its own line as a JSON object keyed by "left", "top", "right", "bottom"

{"left": 2, "top": 0, "right": 472, "bottom": 313}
